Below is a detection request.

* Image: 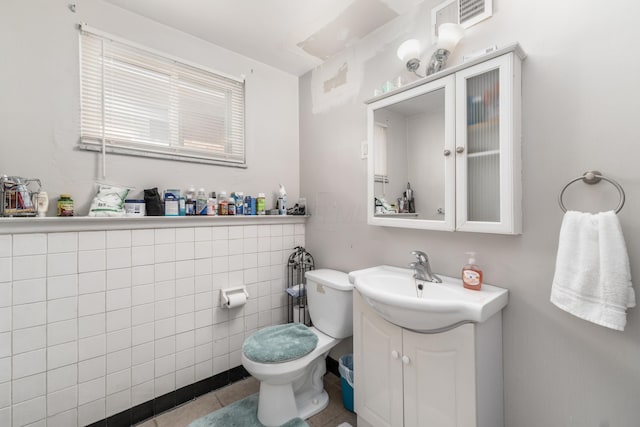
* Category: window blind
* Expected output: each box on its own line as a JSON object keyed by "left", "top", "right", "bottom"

{"left": 79, "top": 26, "right": 246, "bottom": 167}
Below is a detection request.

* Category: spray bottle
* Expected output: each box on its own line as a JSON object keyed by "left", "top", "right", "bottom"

{"left": 277, "top": 184, "right": 287, "bottom": 215}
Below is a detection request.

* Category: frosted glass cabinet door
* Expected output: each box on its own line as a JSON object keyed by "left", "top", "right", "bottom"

{"left": 455, "top": 53, "right": 522, "bottom": 234}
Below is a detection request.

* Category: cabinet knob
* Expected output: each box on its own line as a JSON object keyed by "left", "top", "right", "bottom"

{"left": 402, "top": 355, "right": 411, "bottom": 365}
{"left": 391, "top": 350, "right": 400, "bottom": 359}
{"left": 456, "top": 146, "right": 465, "bottom": 154}
{"left": 443, "top": 149, "right": 451, "bottom": 157}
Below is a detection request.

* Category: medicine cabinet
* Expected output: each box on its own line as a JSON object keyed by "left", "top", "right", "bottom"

{"left": 366, "top": 44, "right": 525, "bottom": 234}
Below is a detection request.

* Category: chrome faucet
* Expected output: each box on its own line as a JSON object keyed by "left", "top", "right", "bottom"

{"left": 409, "top": 250, "right": 442, "bottom": 283}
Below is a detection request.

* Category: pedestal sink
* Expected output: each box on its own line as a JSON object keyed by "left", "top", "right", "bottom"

{"left": 348, "top": 265, "right": 508, "bottom": 332}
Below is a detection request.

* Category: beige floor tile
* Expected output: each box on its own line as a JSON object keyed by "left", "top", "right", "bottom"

{"left": 214, "top": 376, "right": 260, "bottom": 406}
{"left": 308, "top": 379, "right": 355, "bottom": 427}
{"left": 152, "top": 392, "right": 223, "bottom": 427}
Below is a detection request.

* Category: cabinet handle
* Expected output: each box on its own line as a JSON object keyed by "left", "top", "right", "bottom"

{"left": 456, "top": 146, "right": 465, "bottom": 154}
{"left": 402, "top": 355, "right": 411, "bottom": 365}
{"left": 443, "top": 149, "right": 451, "bottom": 156}
{"left": 391, "top": 350, "right": 400, "bottom": 359}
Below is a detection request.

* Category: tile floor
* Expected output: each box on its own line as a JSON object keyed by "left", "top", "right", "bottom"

{"left": 135, "top": 373, "right": 357, "bottom": 427}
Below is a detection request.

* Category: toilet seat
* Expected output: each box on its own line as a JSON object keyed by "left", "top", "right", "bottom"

{"left": 243, "top": 323, "right": 319, "bottom": 364}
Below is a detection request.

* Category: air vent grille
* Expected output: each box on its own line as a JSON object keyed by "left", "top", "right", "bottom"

{"left": 432, "top": 0, "right": 492, "bottom": 38}
{"left": 459, "top": 0, "right": 485, "bottom": 23}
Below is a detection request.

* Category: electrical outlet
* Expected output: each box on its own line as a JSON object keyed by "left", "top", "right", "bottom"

{"left": 360, "top": 140, "right": 368, "bottom": 159}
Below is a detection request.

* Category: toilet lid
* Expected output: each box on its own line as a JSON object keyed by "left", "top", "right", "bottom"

{"left": 243, "top": 323, "right": 318, "bottom": 363}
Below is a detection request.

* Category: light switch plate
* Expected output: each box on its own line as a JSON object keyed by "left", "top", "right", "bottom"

{"left": 361, "top": 141, "right": 368, "bottom": 159}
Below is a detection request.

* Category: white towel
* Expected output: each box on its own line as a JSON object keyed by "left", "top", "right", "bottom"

{"left": 551, "top": 210, "right": 635, "bottom": 331}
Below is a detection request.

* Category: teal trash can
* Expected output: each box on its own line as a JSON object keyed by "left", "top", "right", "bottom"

{"left": 338, "top": 354, "right": 354, "bottom": 412}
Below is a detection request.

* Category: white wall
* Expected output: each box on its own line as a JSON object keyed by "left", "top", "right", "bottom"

{"left": 300, "top": 0, "right": 640, "bottom": 425}
{"left": 0, "top": 0, "right": 300, "bottom": 214}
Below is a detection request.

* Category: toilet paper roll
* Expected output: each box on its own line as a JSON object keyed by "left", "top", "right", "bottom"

{"left": 226, "top": 292, "right": 247, "bottom": 308}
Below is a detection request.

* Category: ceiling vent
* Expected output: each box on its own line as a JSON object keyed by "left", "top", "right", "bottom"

{"left": 431, "top": 0, "right": 492, "bottom": 38}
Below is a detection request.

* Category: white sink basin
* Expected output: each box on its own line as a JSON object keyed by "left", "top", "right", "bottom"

{"left": 349, "top": 265, "right": 508, "bottom": 332}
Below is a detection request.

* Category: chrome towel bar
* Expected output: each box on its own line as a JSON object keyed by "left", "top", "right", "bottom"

{"left": 558, "top": 170, "right": 625, "bottom": 213}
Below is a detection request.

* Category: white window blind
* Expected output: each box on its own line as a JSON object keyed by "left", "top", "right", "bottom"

{"left": 79, "top": 26, "right": 246, "bottom": 167}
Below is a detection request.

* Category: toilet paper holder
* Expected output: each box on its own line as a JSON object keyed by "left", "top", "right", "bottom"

{"left": 221, "top": 286, "right": 249, "bottom": 308}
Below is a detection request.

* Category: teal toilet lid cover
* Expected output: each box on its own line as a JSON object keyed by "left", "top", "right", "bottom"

{"left": 243, "top": 323, "right": 318, "bottom": 363}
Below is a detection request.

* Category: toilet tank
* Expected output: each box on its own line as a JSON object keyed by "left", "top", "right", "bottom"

{"left": 305, "top": 269, "right": 353, "bottom": 339}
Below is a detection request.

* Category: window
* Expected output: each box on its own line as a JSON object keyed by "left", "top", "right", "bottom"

{"left": 79, "top": 25, "right": 246, "bottom": 167}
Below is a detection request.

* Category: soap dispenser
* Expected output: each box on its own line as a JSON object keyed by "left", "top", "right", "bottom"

{"left": 462, "top": 252, "right": 483, "bottom": 291}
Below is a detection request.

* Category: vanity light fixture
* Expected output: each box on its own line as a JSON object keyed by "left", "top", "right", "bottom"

{"left": 397, "top": 23, "right": 464, "bottom": 78}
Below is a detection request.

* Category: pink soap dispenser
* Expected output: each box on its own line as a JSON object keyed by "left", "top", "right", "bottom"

{"left": 462, "top": 252, "right": 483, "bottom": 291}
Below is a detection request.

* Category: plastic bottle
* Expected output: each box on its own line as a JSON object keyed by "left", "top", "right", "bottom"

{"left": 256, "top": 193, "right": 266, "bottom": 215}
{"left": 235, "top": 192, "right": 244, "bottom": 215}
{"left": 462, "top": 252, "right": 483, "bottom": 291}
{"left": 208, "top": 192, "right": 218, "bottom": 216}
{"left": 277, "top": 184, "right": 287, "bottom": 215}
{"left": 179, "top": 197, "right": 186, "bottom": 216}
{"left": 57, "top": 194, "right": 74, "bottom": 217}
{"left": 218, "top": 191, "right": 228, "bottom": 215}
{"left": 196, "top": 188, "right": 208, "bottom": 215}
{"left": 228, "top": 196, "right": 236, "bottom": 216}
{"left": 186, "top": 187, "right": 196, "bottom": 216}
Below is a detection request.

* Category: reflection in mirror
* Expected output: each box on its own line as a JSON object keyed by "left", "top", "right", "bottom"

{"left": 373, "top": 87, "right": 446, "bottom": 221}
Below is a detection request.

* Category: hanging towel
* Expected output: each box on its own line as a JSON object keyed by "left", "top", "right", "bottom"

{"left": 551, "top": 210, "right": 635, "bottom": 331}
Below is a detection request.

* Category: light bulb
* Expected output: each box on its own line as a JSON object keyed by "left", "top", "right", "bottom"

{"left": 436, "top": 23, "right": 464, "bottom": 52}
{"left": 396, "top": 39, "right": 421, "bottom": 62}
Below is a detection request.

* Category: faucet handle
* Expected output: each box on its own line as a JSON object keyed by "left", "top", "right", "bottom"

{"left": 411, "top": 250, "right": 428, "bottom": 264}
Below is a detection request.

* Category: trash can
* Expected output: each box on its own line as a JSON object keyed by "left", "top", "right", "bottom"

{"left": 338, "top": 354, "right": 354, "bottom": 412}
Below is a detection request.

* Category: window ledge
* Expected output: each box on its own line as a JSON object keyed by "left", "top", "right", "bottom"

{"left": 0, "top": 215, "right": 308, "bottom": 234}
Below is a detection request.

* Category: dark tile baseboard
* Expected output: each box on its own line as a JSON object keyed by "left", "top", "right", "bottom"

{"left": 86, "top": 365, "right": 250, "bottom": 427}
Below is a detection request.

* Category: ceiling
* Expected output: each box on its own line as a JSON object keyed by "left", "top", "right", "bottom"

{"left": 104, "top": 0, "right": 425, "bottom": 76}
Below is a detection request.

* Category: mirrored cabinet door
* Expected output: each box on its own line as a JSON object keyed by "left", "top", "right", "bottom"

{"left": 367, "top": 76, "right": 456, "bottom": 231}
{"left": 455, "top": 53, "right": 521, "bottom": 234}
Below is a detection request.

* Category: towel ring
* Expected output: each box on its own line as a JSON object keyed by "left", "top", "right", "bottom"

{"left": 558, "top": 171, "right": 625, "bottom": 213}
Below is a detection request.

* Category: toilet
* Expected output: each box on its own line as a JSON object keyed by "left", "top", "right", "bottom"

{"left": 241, "top": 269, "right": 353, "bottom": 426}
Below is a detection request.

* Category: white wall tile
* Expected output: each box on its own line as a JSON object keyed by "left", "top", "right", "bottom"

{"left": 0, "top": 236, "right": 11, "bottom": 257}
{"left": 0, "top": 332, "right": 9, "bottom": 358}
{"left": 47, "top": 233, "right": 78, "bottom": 254}
{"left": 106, "top": 268, "right": 131, "bottom": 290}
{"left": 243, "top": 225, "right": 257, "bottom": 238}
{"left": 228, "top": 270, "right": 243, "bottom": 286}
{"left": 47, "top": 252, "right": 77, "bottom": 277}
{"left": 154, "top": 354, "right": 175, "bottom": 378}
{"left": 154, "top": 280, "right": 175, "bottom": 302}
{"left": 132, "top": 230, "right": 154, "bottom": 247}
{"left": 195, "top": 359, "right": 212, "bottom": 382}
{"left": 228, "top": 226, "right": 243, "bottom": 240}
{"left": 283, "top": 224, "right": 295, "bottom": 236}
{"left": 176, "top": 277, "right": 194, "bottom": 297}
{"left": 78, "top": 250, "right": 105, "bottom": 273}
{"left": 79, "top": 293, "right": 105, "bottom": 317}
{"left": 176, "top": 295, "right": 194, "bottom": 316}
{"left": 78, "top": 334, "right": 106, "bottom": 361}
{"left": 106, "top": 247, "right": 131, "bottom": 270}
{"left": 106, "top": 368, "right": 130, "bottom": 396}
{"left": 0, "top": 356, "right": 11, "bottom": 383}
{"left": 0, "top": 283, "right": 11, "bottom": 307}
{"left": 106, "top": 308, "right": 131, "bottom": 332}
{"left": 106, "top": 288, "right": 131, "bottom": 312}
{"left": 13, "top": 326, "right": 46, "bottom": 355}
{"left": 13, "top": 255, "right": 46, "bottom": 281}
{"left": 154, "top": 318, "right": 175, "bottom": 340}
{"left": 13, "top": 278, "right": 46, "bottom": 305}
{"left": 78, "top": 231, "right": 105, "bottom": 251}
{"left": 155, "top": 262, "right": 175, "bottom": 281}
{"left": 131, "top": 304, "right": 154, "bottom": 327}
{"left": 78, "top": 377, "right": 105, "bottom": 405}
{"left": 257, "top": 238, "right": 270, "bottom": 254}
{"left": 132, "top": 246, "right": 154, "bottom": 266}
{"left": 228, "top": 255, "right": 243, "bottom": 272}
{"left": 176, "top": 365, "right": 194, "bottom": 388}
{"left": 243, "top": 253, "right": 258, "bottom": 269}
{"left": 175, "top": 349, "right": 194, "bottom": 371}
{"left": 132, "top": 265, "right": 154, "bottom": 286}
{"left": 77, "top": 397, "right": 105, "bottom": 426}
{"left": 212, "top": 354, "right": 229, "bottom": 375}
{"left": 106, "top": 388, "right": 130, "bottom": 417}
{"left": 13, "top": 234, "right": 47, "bottom": 256}
{"left": 228, "top": 239, "right": 243, "bottom": 256}
{"left": 132, "top": 284, "right": 154, "bottom": 307}
{"left": 243, "top": 238, "right": 258, "bottom": 254}
{"left": 154, "top": 244, "right": 175, "bottom": 263}
{"left": 212, "top": 257, "right": 228, "bottom": 274}
{"left": 212, "top": 227, "right": 228, "bottom": 241}
{"left": 78, "top": 271, "right": 105, "bottom": 295}
{"left": 257, "top": 225, "right": 270, "bottom": 238}
{"left": 175, "top": 260, "right": 194, "bottom": 279}
{"left": 194, "top": 241, "right": 212, "bottom": 260}
{"left": 106, "top": 328, "right": 131, "bottom": 354}
{"left": 175, "top": 228, "right": 194, "bottom": 243}
{"left": 47, "top": 341, "right": 77, "bottom": 370}
{"left": 12, "top": 372, "right": 45, "bottom": 404}
{"left": 47, "top": 364, "right": 77, "bottom": 393}
{"left": 195, "top": 309, "right": 213, "bottom": 330}
{"left": 154, "top": 373, "right": 174, "bottom": 397}
{"left": 78, "top": 313, "right": 105, "bottom": 339}
{"left": 13, "top": 349, "right": 46, "bottom": 378}
{"left": 132, "top": 342, "right": 154, "bottom": 366}
{"left": 12, "top": 395, "right": 46, "bottom": 427}
{"left": 175, "top": 242, "right": 195, "bottom": 261}
{"left": 131, "top": 380, "right": 153, "bottom": 406}
{"left": 78, "top": 356, "right": 105, "bottom": 383}
{"left": 12, "top": 302, "right": 46, "bottom": 330}
{"left": 106, "top": 348, "right": 131, "bottom": 375}
{"left": 0, "top": 310, "right": 10, "bottom": 336}
{"left": 212, "top": 273, "right": 229, "bottom": 292}
{"left": 154, "top": 336, "right": 175, "bottom": 359}
{"left": 131, "top": 361, "right": 154, "bottom": 386}
{"left": 194, "top": 227, "right": 211, "bottom": 242}
{"left": 194, "top": 291, "right": 212, "bottom": 311}
{"left": 212, "top": 240, "right": 228, "bottom": 257}
{"left": 176, "top": 331, "right": 194, "bottom": 353}
{"left": 194, "top": 259, "right": 212, "bottom": 278}
{"left": 47, "top": 385, "right": 77, "bottom": 416}
{"left": 154, "top": 300, "right": 175, "bottom": 321}
{"left": 195, "top": 343, "right": 212, "bottom": 365}
{"left": 0, "top": 381, "right": 10, "bottom": 408}
{"left": 47, "top": 408, "right": 78, "bottom": 427}
{"left": 176, "top": 313, "right": 195, "bottom": 334}
{"left": 47, "top": 275, "right": 77, "bottom": 300}
{"left": 106, "top": 230, "right": 131, "bottom": 249}
{"left": 154, "top": 229, "right": 175, "bottom": 245}
{"left": 47, "top": 296, "right": 77, "bottom": 323}
{"left": 195, "top": 326, "right": 213, "bottom": 347}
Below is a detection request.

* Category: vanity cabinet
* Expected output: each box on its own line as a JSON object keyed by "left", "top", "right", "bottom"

{"left": 366, "top": 44, "right": 525, "bottom": 234}
{"left": 353, "top": 291, "right": 504, "bottom": 427}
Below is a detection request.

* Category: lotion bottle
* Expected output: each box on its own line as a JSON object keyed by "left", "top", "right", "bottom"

{"left": 462, "top": 252, "right": 483, "bottom": 291}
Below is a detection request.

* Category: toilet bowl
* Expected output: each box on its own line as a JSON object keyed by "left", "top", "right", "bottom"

{"left": 241, "top": 269, "right": 353, "bottom": 427}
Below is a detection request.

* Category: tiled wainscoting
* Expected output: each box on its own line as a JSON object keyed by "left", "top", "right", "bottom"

{"left": 0, "top": 219, "right": 306, "bottom": 427}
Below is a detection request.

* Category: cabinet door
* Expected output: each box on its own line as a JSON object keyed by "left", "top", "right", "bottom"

{"left": 455, "top": 53, "right": 522, "bottom": 234}
{"left": 403, "top": 325, "right": 477, "bottom": 427}
{"left": 354, "top": 292, "right": 404, "bottom": 427}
